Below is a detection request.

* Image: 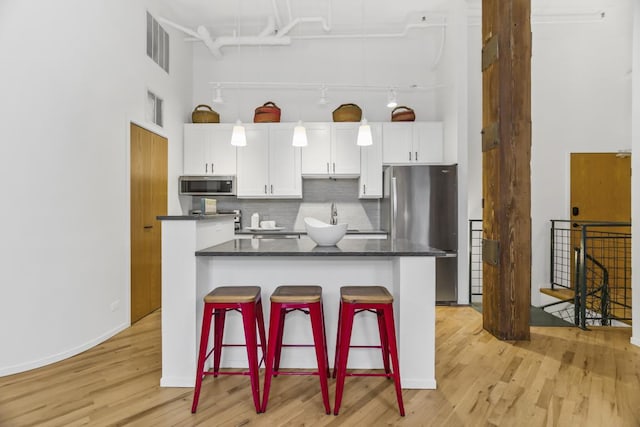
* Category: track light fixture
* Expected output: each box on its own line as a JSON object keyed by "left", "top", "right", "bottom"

{"left": 386, "top": 88, "right": 398, "bottom": 108}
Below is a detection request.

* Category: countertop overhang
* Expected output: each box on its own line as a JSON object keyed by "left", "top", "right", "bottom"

{"left": 196, "top": 237, "right": 447, "bottom": 257}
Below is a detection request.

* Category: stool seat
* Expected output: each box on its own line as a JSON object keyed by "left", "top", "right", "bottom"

{"left": 204, "top": 286, "right": 260, "bottom": 303}
{"left": 340, "top": 286, "right": 393, "bottom": 304}
{"left": 270, "top": 285, "right": 322, "bottom": 303}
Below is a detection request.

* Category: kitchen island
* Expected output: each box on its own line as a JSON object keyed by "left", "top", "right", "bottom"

{"left": 160, "top": 236, "right": 445, "bottom": 390}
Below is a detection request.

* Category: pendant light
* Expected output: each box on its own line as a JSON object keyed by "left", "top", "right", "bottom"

{"left": 357, "top": 118, "right": 373, "bottom": 146}
{"left": 230, "top": 119, "right": 247, "bottom": 146}
{"left": 292, "top": 120, "right": 308, "bottom": 147}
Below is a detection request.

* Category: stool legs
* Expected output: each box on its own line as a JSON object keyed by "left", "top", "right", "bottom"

{"left": 262, "top": 301, "right": 331, "bottom": 414}
{"left": 333, "top": 301, "right": 355, "bottom": 416}
{"left": 333, "top": 302, "right": 405, "bottom": 416}
{"left": 240, "top": 301, "right": 262, "bottom": 413}
{"left": 192, "top": 302, "right": 214, "bottom": 413}
{"left": 309, "top": 302, "right": 331, "bottom": 414}
{"left": 192, "top": 298, "right": 265, "bottom": 414}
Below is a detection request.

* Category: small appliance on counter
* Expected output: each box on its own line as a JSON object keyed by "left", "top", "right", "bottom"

{"left": 251, "top": 213, "right": 260, "bottom": 229}
{"left": 217, "top": 209, "right": 242, "bottom": 230}
{"left": 200, "top": 198, "right": 217, "bottom": 214}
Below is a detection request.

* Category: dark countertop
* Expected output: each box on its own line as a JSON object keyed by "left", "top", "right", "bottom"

{"left": 196, "top": 238, "right": 447, "bottom": 257}
{"left": 235, "top": 229, "right": 388, "bottom": 236}
{"left": 157, "top": 214, "right": 236, "bottom": 221}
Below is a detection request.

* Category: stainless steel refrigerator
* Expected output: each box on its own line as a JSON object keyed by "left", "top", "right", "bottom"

{"left": 381, "top": 164, "right": 458, "bottom": 303}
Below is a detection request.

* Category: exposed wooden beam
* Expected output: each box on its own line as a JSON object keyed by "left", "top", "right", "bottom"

{"left": 481, "top": 0, "right": 532, "bottom": 340}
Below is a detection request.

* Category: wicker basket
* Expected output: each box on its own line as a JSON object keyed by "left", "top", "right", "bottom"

{"left": 332, "top": 103, "right": 362, "bottom": 122}
{"left": 391, "top": 106, "right": 416, "bottom": 122}
{"left": 253, "top": 102, "right": 281, "bottom": 123}
{"left": 191, "top": 105, "right": 220, "bottom": 123}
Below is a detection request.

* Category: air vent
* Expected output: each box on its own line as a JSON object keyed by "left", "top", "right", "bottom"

{"left": 147, "top": 90, "right": 163, "bottom": 127}
{"left": 146, "top": 11, "right": 169, "bottom": 73}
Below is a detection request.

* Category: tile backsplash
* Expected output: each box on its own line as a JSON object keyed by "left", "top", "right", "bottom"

{"left": 192, "top": 179, "right": 381, "bottom": 230}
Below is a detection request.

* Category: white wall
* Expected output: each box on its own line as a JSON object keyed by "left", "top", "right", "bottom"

{"left": 0, "top": 0, "right": 192, "bottom": 375}
{"left": 632, "top": 0, "right": 640, "bottom": 347}
{"left": 466, "top": 1, "right": 633, "bottom": 308}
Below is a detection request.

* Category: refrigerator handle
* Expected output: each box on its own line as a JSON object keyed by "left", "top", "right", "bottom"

{"left": 391, "top": 176, "right": 398, "bottom": 242}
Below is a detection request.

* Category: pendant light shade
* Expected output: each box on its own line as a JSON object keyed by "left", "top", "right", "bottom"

{"left": 292, "top": 120, "right": 308, "bottom": 147}
{"left": 357, "top": 118, "right": 373, "bottom": 146}
{"left": 231, "top": 120, "right": 247, "bottom": 146}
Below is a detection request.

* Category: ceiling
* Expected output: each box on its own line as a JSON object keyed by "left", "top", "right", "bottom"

{"left": 158, "top": 0, "right": 451, "bottom": 55}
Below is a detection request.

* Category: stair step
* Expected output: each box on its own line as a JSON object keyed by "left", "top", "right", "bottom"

{"left": 540, "top": 287, "right": 575, "bottom": 301}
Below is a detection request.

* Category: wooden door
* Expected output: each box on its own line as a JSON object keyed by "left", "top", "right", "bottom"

{"left": 131, "top": 124, "right": 167, "bottom": 324}
{"left": 570, "top": 153, "right": 631, "bottom": 224}
{"left": 570, "top": 152, "right": 631, "bottom": 320}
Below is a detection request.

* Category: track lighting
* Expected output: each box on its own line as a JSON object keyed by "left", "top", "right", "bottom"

{"left": 386, "top": 88, "right": 398, "bottom": 108}
{"left": 292, "top": 121, "right": 308, "bottom": 147}
{"left": 213, "top": 84, "right": 224, "bottom": 104}
{"left": 318, "top": 86, "right": 328, "bottom": 105}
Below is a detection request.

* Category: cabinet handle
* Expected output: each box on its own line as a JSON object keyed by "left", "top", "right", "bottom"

{"left": 333, "top": 162, "right": 335, "bottom": 173}
{"left": 270, "top": 184, "right": 274, "bottom": 194}
{"left": 363, "top": 184, "right": 366, "bottom": 195}
{"left": 264, "top": 185, "right": 267, "bottom": 194}
{"left": 326, "top": 162, "right": 329, "bottom": 173}
{"left": 211, "top": 163, "right": 214, "bottom": 173}
{"left": 144, "top": 225, "right": 153, "bottom": 229}
{"left": 409, "top": 152, "right": 412, "bottom": 161}
{"left": 205, "top": 163, "right": 208, "bottom": 173}
{"left": 415, "top": 152, "right": 418, "bottom": 162}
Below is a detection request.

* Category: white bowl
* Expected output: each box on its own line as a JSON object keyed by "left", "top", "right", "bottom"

{"left": 304, "top": 217, "right": 348, "bottom": 246}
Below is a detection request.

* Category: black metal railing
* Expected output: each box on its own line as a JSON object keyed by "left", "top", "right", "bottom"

{"left": 469, "top": 219, "right": 632, "bottom": 328}
{"left": 468, "top": 219, "right": 483, "bottom": 303}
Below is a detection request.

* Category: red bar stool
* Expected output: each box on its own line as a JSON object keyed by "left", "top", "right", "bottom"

{"left": 333, "top": 285, "right": 404, "bottom": 416}
{"left": 261, "top": 285, "right": 331, "bottom": 414}
{"left": 191, "top": 286, "right": 267, "bottom": 413}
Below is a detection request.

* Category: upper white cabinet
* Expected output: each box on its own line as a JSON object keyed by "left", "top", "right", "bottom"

{"left": 183, "top": 124, "right": 236, "bottom": 175}
{"left": 382, "top": 122, "right": 443, "bottom": 164}
{"left": 359, "top": 123, "right": 383, "bottom": 199}
{"left": 236, "top": 124, "right": 302, "bottom": 198}
{"left": 301, "top": 123, "right": 361, "bottom": 177}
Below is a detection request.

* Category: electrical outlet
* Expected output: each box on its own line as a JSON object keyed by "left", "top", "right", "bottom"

{"left": 110, "top": 300, "right": 120, "bottom": 312}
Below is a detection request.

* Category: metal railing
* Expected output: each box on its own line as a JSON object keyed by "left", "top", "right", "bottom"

{"left": 469, "top": 219, "right": 632, "bottom": 328}
{"left": 468, "top": 219, "right": 483, "bottom": 303}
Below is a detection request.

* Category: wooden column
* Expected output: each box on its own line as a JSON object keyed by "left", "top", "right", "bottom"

{"left": 481, "top": 0, "right": 531, "bottom": 340}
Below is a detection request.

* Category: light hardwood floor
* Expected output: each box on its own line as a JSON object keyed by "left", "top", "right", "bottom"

{"left": 1, "top": 307, "right": 639, "bottom": 426}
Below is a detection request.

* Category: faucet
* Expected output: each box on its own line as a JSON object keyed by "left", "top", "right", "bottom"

{"left": 330, "top": 202, "right": 338, "bottom": 225}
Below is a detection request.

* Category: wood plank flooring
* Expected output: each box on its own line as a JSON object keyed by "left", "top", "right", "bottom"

{"left": 1, "top": 307, "right": 639, "bottom": 426}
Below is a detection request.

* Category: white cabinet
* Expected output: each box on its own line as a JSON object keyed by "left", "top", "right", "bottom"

{"left": 183, "top": 124, "right": 236, "bottom": 175}
{"left": 359, "top": 123, "right": 383, "bottom": 199}
{"left": 382, "top": 122, "right": 443, "bottom": 164}
{"left": 301, "top": 123, "right": 361, "bottom": 177}
{"left": 236, "top": 124, "right": 302, "bottom": 198}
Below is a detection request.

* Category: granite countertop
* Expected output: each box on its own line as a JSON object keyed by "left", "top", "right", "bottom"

{"left": 235, "top": 229, "right": 388, "bottom": 236}
{"left": 196, "top": 237, "right": 447, "bottom": 257}
{"left": 157, "top": 214, "right": 236, "bottom": 221}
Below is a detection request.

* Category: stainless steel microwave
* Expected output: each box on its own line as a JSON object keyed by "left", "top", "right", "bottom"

{"left": 179, "top": 176, "right": 236, "bottom": 196}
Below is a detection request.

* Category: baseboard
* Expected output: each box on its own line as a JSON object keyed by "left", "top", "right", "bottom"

{"left": 401, "top": 378, "right": 437, "bottom": 389}
{"left": 160, "top": 376, "right": 194, "bottom": 388}
{"left": 631, "top": 336, "right": 640, "bottom": 347}
{"left": 0, "top": 322, "right": 129, "bottom": 377}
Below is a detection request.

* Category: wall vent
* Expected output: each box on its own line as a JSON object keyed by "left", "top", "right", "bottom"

{"left": 147, "top": 90, "right": 164, "bottom": 127}
{"left": 146, "top": 11, "right": 169, "bottom": 73}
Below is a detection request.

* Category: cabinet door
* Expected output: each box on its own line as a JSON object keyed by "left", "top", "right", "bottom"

{"left": 208, "top": 124, "right": 236, "bottom": 175}
{"left": 183, "top": 124, "right": 211, "bottom": 174}
{"left": 301, "top": 123, "right": 332, "bottom": 176}
{"left": 382, "top": 123, "right": 414, "bottom": 164}
{"left": 269, "top": 125, "right": 302, "bottom": 198}
{"left": 413, "top": 122, "right": 444, "bottom": 164}
{"left": 184, "top": 124, "right": 236, "bottom": 175}
{"left": 359, "top": 123, "right": 383, "bottom": 198}
{"left": 236, "top": 126, "right": 269, "bottom": 198}
{"left": 331, "top": 123, "right": 361, "bottom": 175}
